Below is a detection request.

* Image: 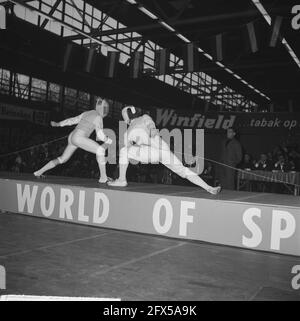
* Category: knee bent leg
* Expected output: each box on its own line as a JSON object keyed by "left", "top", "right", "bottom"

{"left": 96, "top": 146, "right": 106, "bottom": 165}
{"left": 96, "top": 146, "right": 105, "bottom": 157}
{"left": 55, "top": 157, "right": 64, "bottom": 165}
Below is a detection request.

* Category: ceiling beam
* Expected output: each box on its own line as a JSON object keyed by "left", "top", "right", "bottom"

{"left": 63, "top": 8, "right": 269, "bottom": 41}
{"left": 40, "top": 0, "right": 62, "bottom": 29}
{"left": 8, "top": 0, "right": 108, "bottom": 46}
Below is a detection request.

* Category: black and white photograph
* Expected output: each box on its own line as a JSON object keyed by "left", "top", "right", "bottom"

{"left": 0, "top": 0, "right": 300, "bottom": 306}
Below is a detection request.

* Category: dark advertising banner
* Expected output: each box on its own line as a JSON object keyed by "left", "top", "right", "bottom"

{"left": 0, "top": 102, "right": 50, "bottom": 126}
{"left": 153, "top": 108, "right": 300, "bottom": 133}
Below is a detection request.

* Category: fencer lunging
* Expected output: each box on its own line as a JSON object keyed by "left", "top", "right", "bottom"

{"left": 34, "top": 98, "right": 112, "bottom": 183}
{"left": 108, "top": 106, "right": 221, "bottom": 195}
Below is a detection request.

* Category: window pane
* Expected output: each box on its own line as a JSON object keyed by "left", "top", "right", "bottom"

{"left": 65, "top": 87, "right": 77, "bottom": 110}
{"left": 0, "top": 69, "right": 10, "bottom": 95}
{"left": 31, "top": 78, "right": 47, "bottom": 101}
{"left": 49, "top": 83, "right": 60, "bottom": 103}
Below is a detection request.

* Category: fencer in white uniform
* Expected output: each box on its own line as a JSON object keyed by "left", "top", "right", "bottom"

{"left": 34, "top": 98, "right": 112, "bottom": 183}
{"left": 108, "top": 106, "right": 221, "bottom": 195}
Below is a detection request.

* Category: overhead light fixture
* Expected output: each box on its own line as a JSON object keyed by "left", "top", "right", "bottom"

{"left": 203, "top": 53, "right": 213, "bottom": 60}
{"left": 251, "top": 0, "right": 272, "bottom": 24}
{"left": 159, "top": 21, "right": 175, "bottom": 32}
{"left": 216, "top": 61, "right": 225, "bottom": 68}
{"left": 225, "top": 68, "right": 234, "bottom": 74}
{"left": 176, "top": 33, "right": 190, "bottom": 43}
{"left": 126, "top": 0, "right": 137, "bottom": 4}
{"left": 282, "top": 39, "right": 300, "bottom": 67}
{"left": 138, "top": 6, "right": 158, "bottom": 19}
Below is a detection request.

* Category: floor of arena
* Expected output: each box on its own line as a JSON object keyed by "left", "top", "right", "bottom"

{"left": 0, "top": 210, "right": 299, "bottom": 301}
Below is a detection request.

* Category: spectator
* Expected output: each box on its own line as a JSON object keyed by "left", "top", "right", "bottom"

{"left": 273, "top": 154, "right": 295, "bottom": 172}
{"left": 12, "top": 154, "right": 25, "bottom": 173}
{"left": 203, "top": 161, "right": 214, "bottom": 176}
{"left": 254, "top": 153, "right": 272, "bottom": 171}
{"left": 240, "top": 153, "right": 254, "bottom": 170}
{"left": 289, "top": 148, "right": 300, "bottom": 171}
{"left": 272, "top": 145, "right": 284, "bottom": 160}
{"left": 219, "top": 127, "right": 243, "bottom": 190}
{"left": 267, "top": 152, "right": 273, "bottom": 164}
{"left": 202, "top": 161, "right": 215, "bottom": 186}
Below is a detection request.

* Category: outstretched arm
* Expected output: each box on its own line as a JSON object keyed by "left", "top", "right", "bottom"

{"left": 51, "top": 113, "right": 84, "bottom": 127}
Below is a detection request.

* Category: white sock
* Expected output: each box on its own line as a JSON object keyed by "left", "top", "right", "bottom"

{"left": 34, "top": 160, "right": 58, "bottom": 176}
